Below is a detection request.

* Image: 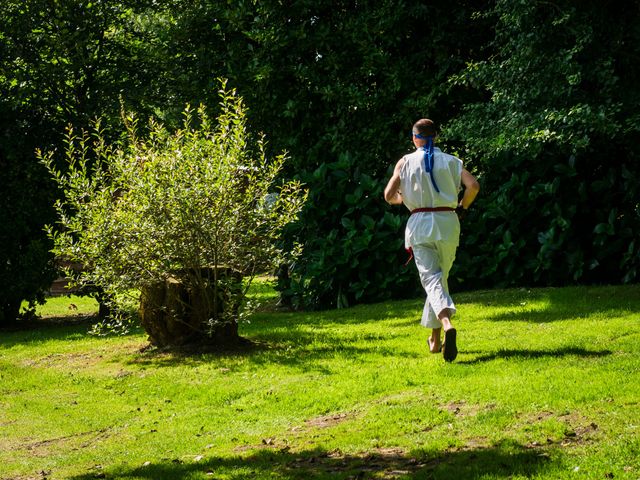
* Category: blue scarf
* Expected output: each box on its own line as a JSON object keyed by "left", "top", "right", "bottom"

{"left": 413, "top": 132, "right": 439, "bottom": 193}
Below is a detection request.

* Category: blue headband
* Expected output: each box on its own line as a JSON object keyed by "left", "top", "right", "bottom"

{"left": 413, "top": 132, "right": 439, "bottom": 193}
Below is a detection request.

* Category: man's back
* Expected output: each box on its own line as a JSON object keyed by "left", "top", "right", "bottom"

{"left": 399, "top": 147, "right": 462, "bottom": 211}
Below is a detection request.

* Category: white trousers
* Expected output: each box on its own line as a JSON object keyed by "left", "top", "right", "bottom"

{"left": 412, "top": 241, "right": 457, "bottom": 329}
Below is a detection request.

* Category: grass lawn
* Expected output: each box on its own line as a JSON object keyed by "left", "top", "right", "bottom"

{"left": 1, "top": 282, "right": 639, "bottom": 479}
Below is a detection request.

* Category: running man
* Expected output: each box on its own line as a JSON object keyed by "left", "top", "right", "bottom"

{"left": 384, "top": 118, "right": 479, "bottom": 362}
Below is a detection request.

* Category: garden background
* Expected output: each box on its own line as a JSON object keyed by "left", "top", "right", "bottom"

{"left": 2, "top": 0, "right": 639, "bottom": 320}
{"left": 2, "top": 2, "right": 640, "bottom": 479}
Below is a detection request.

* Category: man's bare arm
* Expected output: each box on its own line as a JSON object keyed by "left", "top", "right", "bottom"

{"left": 459, "top": 168, "right": 480, "bottom": 209}
{"left": 384, "top": 159, "right": 405, "bottom": 205}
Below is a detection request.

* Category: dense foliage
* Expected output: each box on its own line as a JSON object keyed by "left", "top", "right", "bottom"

{"left": 0, "top": 0, "right": 162, "bottom": 323}
{"left": 210, "top": 1, "right": 489, "bottom": 308}
{"left": 2, "top": 0, "right": 638, "bottom": 319}
{"left": 276, "top": 154, "right": 415, "bottom": 309}
{"left": 446, "top": 0, "right": 640, "bottom": 289}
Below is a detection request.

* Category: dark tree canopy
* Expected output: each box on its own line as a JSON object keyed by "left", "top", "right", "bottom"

{"left": 0, "top": 0, "right": 162, "bottom": 323}
{"left": 446, "top": 0, "right": 640, "bottom": 289}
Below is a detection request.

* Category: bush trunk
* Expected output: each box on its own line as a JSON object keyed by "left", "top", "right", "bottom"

{"left": 139, "top": 267, "right": 242, "bottom": 348}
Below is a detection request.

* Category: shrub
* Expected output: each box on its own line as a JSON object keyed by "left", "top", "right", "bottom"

{"left": 40, "top": 82, "right": 306, "bottom": 345}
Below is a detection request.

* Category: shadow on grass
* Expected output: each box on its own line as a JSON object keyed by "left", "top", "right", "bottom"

{"left": 4, "top": 285, "right": 635, "bottom": 371}
{"left": 462, "top": 284, "right": 640, "bottom": 323}
{"left": 0, "top": 314, "right": 144, "bottom": 348}
{"left": 127, "top": 325, "right": 421, "bottom": 373}
{"left": 458, "top": 346, "right": 612, "bottom": 365}
{"left": 69, "top": 442, "right": 553, "bottom": 480}
{"left": 122, "top": 300, "right": 425, "bottom": 370}
{"left": 0, "top": 315, "right": 97, "bottom": 346}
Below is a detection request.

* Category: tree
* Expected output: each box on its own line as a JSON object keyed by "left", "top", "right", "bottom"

{"left": 0, "top": 0, "right": 162, "bottom": 324}
{"left": 41, "top": 83, "right": 307, "bottom": 346}
{"left": 445, "top": 0, "right": 640, "bottom": 288}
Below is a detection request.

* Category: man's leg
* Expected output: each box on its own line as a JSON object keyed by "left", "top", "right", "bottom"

{"left": 439, "top": 308, "right": 453, "bottom": 331}
{"left": 428, "top": 327, "right": 441, "bottom": 353}
{"left": 439, "top": 307, "right": 458, "bottom": 362}
{"left": 435, "top": 241, "right": 458, "bottom": 361}
{"left": 413, "top": 244, "right": 457, "bottom": 323}
{"left": 413, "top": 244, "right": 457, "bottom": 356}
{"left": 428, "top": 310, "right": 457, "bottom": 357}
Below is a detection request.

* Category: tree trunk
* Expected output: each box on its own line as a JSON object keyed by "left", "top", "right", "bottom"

{"left": 139, "top": 267, "right": 242, "bottom": 348}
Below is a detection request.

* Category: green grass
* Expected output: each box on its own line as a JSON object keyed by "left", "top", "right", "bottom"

{"left": 20, "top": 294, "right": 100, "bottom": 318}
{"left": 2, "top": 282, "right": 640, "bottom": 479}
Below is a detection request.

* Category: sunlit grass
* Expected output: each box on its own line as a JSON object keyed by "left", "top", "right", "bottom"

{"left": 2, "top": 282, "right": 639, "bottom": 479}
{"left": 21, "top": 294, "right": 100, "bottom": 318}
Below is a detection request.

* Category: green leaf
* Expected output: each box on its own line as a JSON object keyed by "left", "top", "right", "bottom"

{"left": 360, "top": 215, "right": 374, "bottom": 230}
{"left": 341, "top": 217, "right": 355, "bottom": 230}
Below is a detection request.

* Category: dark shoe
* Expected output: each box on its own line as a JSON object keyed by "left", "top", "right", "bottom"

{"left": 443, "top": 328, "right": 458, "bottom": 362}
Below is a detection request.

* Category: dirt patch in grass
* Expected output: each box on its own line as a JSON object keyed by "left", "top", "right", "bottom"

{"left": 444, "top": 400, "right": 495, "bottom": 417}
{"left": 234, "top": 410, "right": 436, "bottom": 478}
{"left": 517, "top": 410, "right": 601, "bottom": 448}
{"left": 235, "top": 411, "right": 357, "bottom": 454}
{"left": 556, "top": 411, "right": 600, "bottom": 447}
{"left": 22, "top": 352, "right": 101, "bottom": 369}
{"left": 15, "top": 428, "right": 113, "bottom": 458}
{"left": 453, "top": 436, "right": 492, "bottom": 451}
{"left": 232, "top": 440, "right": 553, "bottom": 480}
{"left": 304, "top": 412, "right": 353, "bottom": 429}
{"left": 0, "top": 475, "right": 43, "bottom": 480}
{"left": 282, "top": 446, "right": 436, "bottom": 479}
{"left": 21, "top": 340, "right": 147, "bottom": 375}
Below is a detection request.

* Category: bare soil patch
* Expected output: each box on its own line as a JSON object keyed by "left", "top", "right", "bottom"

{"left": 304, "top": 412, "right": 353, "bottom": 429}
